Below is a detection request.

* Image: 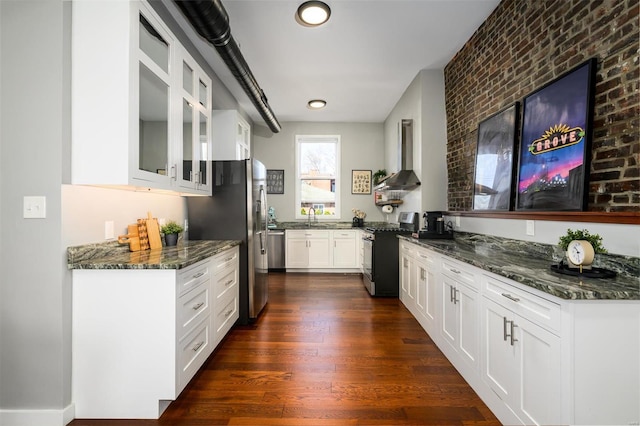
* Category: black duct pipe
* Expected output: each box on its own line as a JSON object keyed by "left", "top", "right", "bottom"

{"left": 174, "top": 0, "right": 281, "bottom": 133}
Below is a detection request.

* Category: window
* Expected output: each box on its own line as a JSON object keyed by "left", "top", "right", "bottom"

{"left": 295, "top": 135, "right": 340, "bottom": 219}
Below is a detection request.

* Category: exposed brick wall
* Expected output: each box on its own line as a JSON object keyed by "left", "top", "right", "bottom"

{"left": 444, "top": 0, "right": 639, "bottom": 212}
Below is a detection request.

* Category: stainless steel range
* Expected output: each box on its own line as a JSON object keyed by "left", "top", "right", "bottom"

{"left": 362, "top": 212, "right": 419, "bottom": 296}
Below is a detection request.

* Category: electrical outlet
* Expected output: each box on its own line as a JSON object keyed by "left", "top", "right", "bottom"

{"left": 23, "top": 196, "right": 46, "bottom": 219}
{"left": 184, "top": 219, "right": 189, "bottom": 230}
{"left": 158, "top": 218, "right": 166, "bottom": 226}
{"left": 526, "top": 220, "right": 535, "bottom": 236}
{"left": 455, "top": 216, "right": 460, "bottom": 228}
{"left": 105, "top": 221, "right": 115, "bottom": 239}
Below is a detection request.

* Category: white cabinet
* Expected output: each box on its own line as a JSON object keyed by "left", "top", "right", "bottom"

{"left": 399, "top": 242, "right": 438, "bottom": 336}
{"left": 285, "top": 230, "right": 331, "bottom": 268}
{"left": 71, "top": 0, "right": 212, "bottom": 195}
{"left": 481, "top": 275, "right": 561, "bottom": 426}
{"left": 210, "top": 246, "right": 240, "bottom": 344}
{"left": 439, "top": 258, "right": 480, "bottom": 374}
{"left": 72, "top": 246, "right": 239, "bottom": 419}
{"left": 211, "top": 110, "right": 251, "bottom": 160}
{"left": 332, "top": 230, "right": 358, "bottom": 268}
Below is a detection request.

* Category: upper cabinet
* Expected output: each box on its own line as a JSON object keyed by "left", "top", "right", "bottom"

{"left": 211, "top": 110, "right": 251, "bottom": 160}
{"left": 71, "top": 1, "right": 212, "bottom": 195}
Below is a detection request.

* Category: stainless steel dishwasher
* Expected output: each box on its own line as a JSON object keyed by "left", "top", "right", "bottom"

{"left": 267, "top": 229, "right": 285, "bottom": 270}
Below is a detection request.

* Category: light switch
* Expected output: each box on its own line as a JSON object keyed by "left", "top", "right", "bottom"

{"left": 526, "top": 220, "right": 535, "bottom": 236}
{"left": 105, "top": 221, "right": 115, "bottom": 239}
{"left": 23, "top": 196, "right": 46, "bottom": 219}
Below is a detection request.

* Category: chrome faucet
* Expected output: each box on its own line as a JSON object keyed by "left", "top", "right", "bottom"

{"left": 307, "top": 207, "right": 316, "bottom": 227}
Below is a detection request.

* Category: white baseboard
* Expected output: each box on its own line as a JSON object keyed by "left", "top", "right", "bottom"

{"left": 0, "top": 403, "right": 75, "bottom": 426}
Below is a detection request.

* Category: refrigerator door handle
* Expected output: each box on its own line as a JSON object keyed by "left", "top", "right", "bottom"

{"left": 259, "top": 185, "right": 267, "bottom": 254}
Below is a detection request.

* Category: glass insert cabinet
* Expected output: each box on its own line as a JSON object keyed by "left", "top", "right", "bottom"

{"left": 71, "top": 0, "right": 212, "bottom": 195}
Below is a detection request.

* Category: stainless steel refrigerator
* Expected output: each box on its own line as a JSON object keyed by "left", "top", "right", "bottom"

{"left": 186, "top": 159, "right": 268, "bottom": 325}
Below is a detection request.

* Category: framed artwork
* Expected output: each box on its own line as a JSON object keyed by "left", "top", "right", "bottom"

{"left": 516, "top": 58, "right": 596, "bottom": 211}
{"left": 266, "top": 169, "right": 284, "bottom": 194}
{"left": 351, "top": 170, "right": 372, "bottom": 194}
{"left": 473, "top": 103, "right": 519, "bottom": 211}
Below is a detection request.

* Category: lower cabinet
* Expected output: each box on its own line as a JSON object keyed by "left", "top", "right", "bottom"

{"left": 398, "top": 239, "right": 639, "bottom": 426}
{"left": 72, "top": 245, "right": 239, "bottom": 419}
{"left": 482, "top": 296, "right": 561, "bottom": 425}
{"left": 285, "top": 229, "right": 359, "bottom": 270}
{"left": 439, "top": 258, "right": 480, "bottom": 374}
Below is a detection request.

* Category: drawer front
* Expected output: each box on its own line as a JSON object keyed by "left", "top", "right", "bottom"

{"left": 287, "top": 230, "right": 330, "bottom": 239}
{"left": 441, "top": 258, "right": 477, "bottom": 289}
{"left": 177, "top": 259, "right": 210, "bottom": 297}
{"left": 212, "top": 246, "right": 239, "bottom": 271}
{"left": 483, "top": 273, "right": 561, "bottom": 334}
{"left": 214, "top": 264, "right": 238, "bottom": 300}
{"left": 177, "top": 282, "right": 210, "bottom": 339}
{"left": 415, "top": 246, "right": 437, "bottom": 267}
{"left": 332, "top": 231, "right": 355, "bottom": 239}
{"left": 177, "top": 316, "right": 211, "bottom": 393}
{"left": 214, "top": 292, "right": 238, "bottom": 336}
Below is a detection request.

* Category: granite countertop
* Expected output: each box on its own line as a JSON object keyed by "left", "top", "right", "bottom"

{"left": 399, "top": 234, "right": 639, "bottom": 301}
{"left": 274, "top": 221, "right": 388, "bottom": 230}
{"left": 67, "top": 240, "right": 241, "bottom": 270}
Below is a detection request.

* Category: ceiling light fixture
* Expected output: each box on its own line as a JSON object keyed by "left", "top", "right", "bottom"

{"left": 307, "top": 99, "right": 327, "bottom": 109}
{"left": 296, "top": 1, "right": 331, "bottom": 27}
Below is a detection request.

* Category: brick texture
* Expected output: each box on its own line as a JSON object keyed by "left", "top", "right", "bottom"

{"left": 444, "top": 0, "right": 639, "bottom": 212}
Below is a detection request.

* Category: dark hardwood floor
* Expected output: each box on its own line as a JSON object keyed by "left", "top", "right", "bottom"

{"left": 70, "top": 273, "right": 500, "bottom": 426}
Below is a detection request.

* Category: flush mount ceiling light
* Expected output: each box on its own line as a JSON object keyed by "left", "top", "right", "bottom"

{"left": 307, "top": 99, "right": 327, "bottom": 109}
{"left": 296, "top": 1, "right": 331, "bottom": 27}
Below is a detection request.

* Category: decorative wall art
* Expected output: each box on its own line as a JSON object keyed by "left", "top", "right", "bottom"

{"left": 516, "top": 58, "right": 596, "bottom": 211}
{"left": 473, "top": 103, "right": 519, "bottom": 211}
{"left": 266, "top": 169, "right": 284, "bottom": 194}
{"left": 351, "top": 170, "right": 372, "bottom": 194}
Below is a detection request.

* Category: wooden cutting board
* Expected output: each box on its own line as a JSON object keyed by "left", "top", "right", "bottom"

{"left": 137, "top": 219, "right": 150, "bottom": 250}
{"left": 146, "top": 211, "right": 163, "bottom": 250}
{"left": 118, "top": 224, "right": 141, "bottom": 252}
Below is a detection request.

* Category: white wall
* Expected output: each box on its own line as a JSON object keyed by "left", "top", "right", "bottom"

{"left": 453, "top": 215, "right": 640, "bottom": 257}
{"left": 1, "top": 1, "right": 69, "bottom": 424}
{"left": 383, "top": 69, "right": 449, "bottom": 225}
{"left": 0, "top": 1, "right": 247, "bottom": 424}
{"left": 253, "top": 122, "right": 386, "bottom": 222}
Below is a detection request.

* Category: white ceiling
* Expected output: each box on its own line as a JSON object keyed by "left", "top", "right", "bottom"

{"left": 164, "top": 0, "right": 500, "bottom": 126}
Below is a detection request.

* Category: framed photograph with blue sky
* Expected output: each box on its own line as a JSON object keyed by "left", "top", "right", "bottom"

{"left": 516, "top": 58, "right": 596, "bottom": 211}
{"left": 473, "top": 103, "right": 519, "bottom": 211}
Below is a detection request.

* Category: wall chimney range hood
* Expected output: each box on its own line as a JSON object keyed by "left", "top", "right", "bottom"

{"left": 174, "top": 0, "right": 281, "bottom": 133}
{"left": 376, "top": 119, "right": 421, "bottom": 192}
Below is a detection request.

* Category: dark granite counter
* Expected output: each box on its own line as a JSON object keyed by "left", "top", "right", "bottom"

{"left": 67, "top": 240, "right": 241, "bottom": 270}
{"left": 275, "top": 221, "right": 388, "bottom": 230}
{"left": 399, "top": 233, "right": 639, "bottom": 301}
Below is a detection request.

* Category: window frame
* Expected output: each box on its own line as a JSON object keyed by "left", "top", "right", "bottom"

{"left": 294, "top": 135, "right": 341, "bottom": 220}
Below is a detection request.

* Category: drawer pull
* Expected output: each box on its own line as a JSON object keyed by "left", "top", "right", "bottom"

{"left": 192, "top": 341, "right": 204, "bottom": 352}
{"left": 419, "top": 254, "right": 428, "bottom": 259}
{"left": 192, "top": 302, "right": 204, "bottom": 311}
{"left": 224, "top": 256, "right": 234, "bottom": 262}
{"left": 192, "top": 271, "right": 205, "bottom": 279}
{"left": 501, "top": 293, "right": 520, "bottom": 302}
{"left": 225, "top": 279, "right": 234, "bottom": 287}
{"left": 224, "top": 309, "right": 234, "bottom": 318}
{"left": 450, "top": 268, "right": 461, "bottom": 274}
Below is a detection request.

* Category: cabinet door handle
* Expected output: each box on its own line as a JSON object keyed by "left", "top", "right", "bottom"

{"left": 192, "top": 341, "right": 204, "bottom": 352}
{"left": 453, "top": 288, "right": 459, "bottom": 304}
{"left": 501, "top": 293, "right": 520, "bottom": 302}
{"left": 192, "top": 272, "right": 205, "bottom": 279}
{"left": 503, "top": 316, "right": 508, "bottom": 341}
{"left": 192, "top": 302, "right": 204, "bottom": 310}
{"left": 449, "top": 285, "right": 455, "bottom": 303}
{"left": 420, "top": 268, "right": 426, "bottom": 280}
{"left": 510, "top": 321, "right": 518, "bottom": 346}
